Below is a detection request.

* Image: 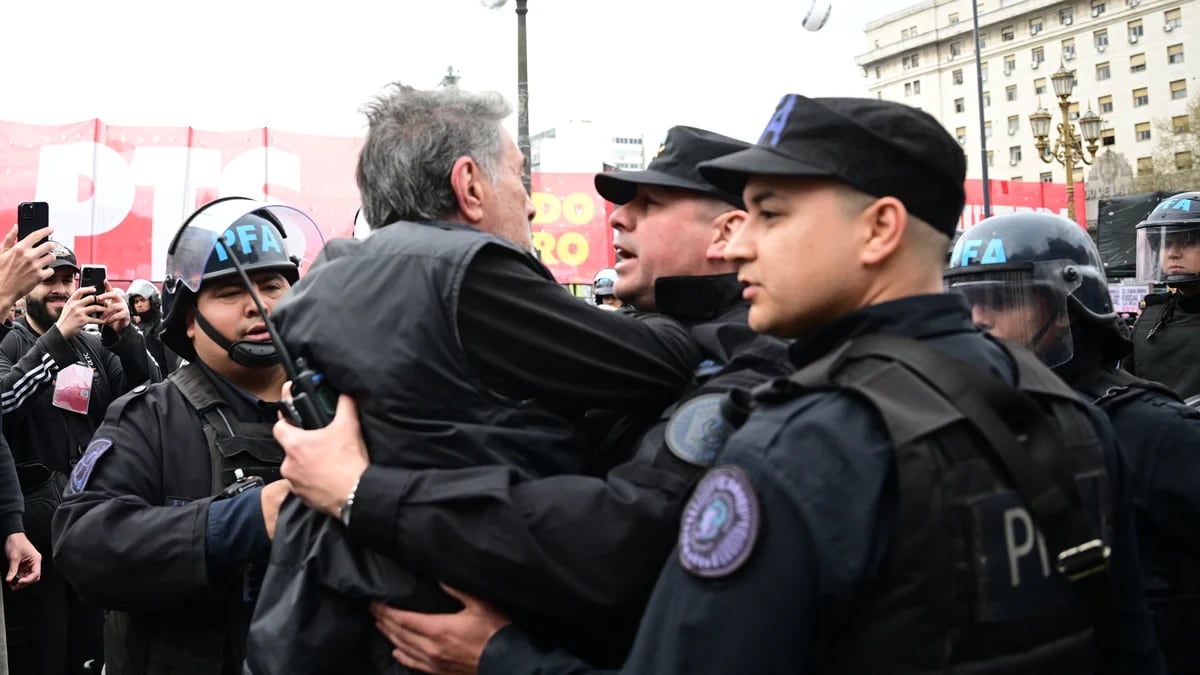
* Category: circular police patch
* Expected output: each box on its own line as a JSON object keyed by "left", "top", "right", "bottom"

{"left": 665, "top": 393, "right": 735, "bottom": 467}
{"left": 67, "top": 437, "right": 112, "bottom": 496}
{"left": 679, "top": 466, "right": 760, "bottom": 578}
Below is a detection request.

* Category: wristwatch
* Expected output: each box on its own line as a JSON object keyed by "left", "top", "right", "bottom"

{"left": 339, "top": 478, "right": 360, "bottom": 528}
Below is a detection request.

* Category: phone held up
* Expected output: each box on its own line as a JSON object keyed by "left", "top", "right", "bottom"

{"left": 17, "top": 201, "right": 49, "bottom": 246}
{"left": 79, "top": 265, "right": 107, "bottom": 296}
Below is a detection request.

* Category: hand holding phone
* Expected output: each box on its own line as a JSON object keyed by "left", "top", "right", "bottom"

{"left": 16, "top": 202, "right": 50, "bottom": 248}
{"left": 79, "top": 265, "right": 107, "bottom": 296}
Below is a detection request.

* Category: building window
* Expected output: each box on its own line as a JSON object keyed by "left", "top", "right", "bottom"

{"left": 905, "top": 80, "right": 922, "bottom": 96}
{"left": 875, "top": 66, "right": 882, "bottom": 78}
{"left": 988, "top": 150, "right": 995, "bottom": 167}
{"left": 1030, "top": 17, "right": 1044, "bottom": 34}
{"left": 1008, "top": 115, "right": 1020, "bottom": 135}
{"left": 1033, "top": 47, "right": 1046, "bottom": 66}
{"left": 955, "top": 98, "right": 966, "bottom": 113}
{"left": 1091, "top": 0, "right": 1106, "bottom": 17}
{"left": 1069, "top": 102, "right": 1080, "bottom": 121}
{"left": 949, "top": 11, "right": 960, "bottom": 24}
{"left": 1010, "top": 146, "right": 1023, "bottom": 163}
{"left": 1099, "top": 95, "right": 1114, "bottom": 113}
{"left": 1004, "top": 55, "right": 1016, "bottom": 74}
{"left": 1061, "top": 39, "right": 1075, "bottom": 61}
{"left": 1137, "top": 157, "right": 1154, "bottom": 175}
{"left": 1002, "top": 25, "right": 1015, "bottom": 41}
{"left": 985, "top": 121, "right": 993, "bottom": 138}
{"left": 1035, "top": 77, "right": 1047, "bottom": 95}
{"left": 1179, "top": 151, "right": 1195, "bottom": 171}
{"left": 905, "top": 82, "right": 912, "bottom": 96}
{"left": 1131, "top": 53, "right": 1147, "bottom": 72}
{"left": 1136, "top": 121, "right": 1152, "bottom": 141}
{"left": 1041, "top": 172, "right": 1055, "bottom": 182}
{"left": 1168, "top": 44, "right": 1184, "bottom": 64}
{"left": 1060, "top": 7, "right": 1074, "bottom": 24}
{"left": 951, "top": 42, "right": 963, "bottom": 58}
{"left": 953, "top": 69, "right": 964, "bottom": 85}
{"left": 1094, "top": 29, "right": 1109, "bottom": 49}
{"left": 1128, "top": 19, "right": 1144, "bottom": 41}
{"left": 981, "top": 62, "right": 989, "bottom": 82}
{"left": 1165, "top": 8, "right": 1182, "bottom": 29}
{"left": 1133, "top": 87, "right": 1149, "bottom": 107}
{"left": 979, "top": 32, "right": 989, "bottom": 48}
{"left": 956, "top": 126, "right": 967, "bottom": 144}
{"left": 1006, "top": 85, "right": 1018, "bottom": 101}
{"left": 1096, "top": 62, "right": 1111, "bottom": 80}
{"left": 1101, "top": 128, "right": 1116, "bottom": 146}
{"left": 1171, "top": 79, "right": 1188, "bottom": 100}
{"left": 983, "top": 91, "right": 992, "bottom": 107}
{"left": 1174, "top": 115, "right": 1192, "bottom": 134}
{"left": 903, "top": 55, "right": 914, "bottom": 70}
{"left": 902, "top": 27, "right": 911, "bottom": 39}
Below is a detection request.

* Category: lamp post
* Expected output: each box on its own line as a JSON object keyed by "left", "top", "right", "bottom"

{"left": 1029, "top": 66, "right": 1101, "bottom": 223}
{"left": 481, "top": 0, "right": 531, "bottom": 194}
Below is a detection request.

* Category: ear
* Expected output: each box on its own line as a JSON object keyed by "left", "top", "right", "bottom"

{"left": 185, "top": 306, "right": 196, "bottom": 341}
{"left": 706, "top": 209, "right": 747, "bottom": 260}
{"left": 449, "top": 156, "right": 488, "bottom": 225}
{"left": 858, "top": 197, "right": 907, "bottom": 266}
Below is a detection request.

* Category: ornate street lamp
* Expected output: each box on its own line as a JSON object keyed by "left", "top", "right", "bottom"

{"left": 1029, "top": 67, "right": 1100, "bottom": 222}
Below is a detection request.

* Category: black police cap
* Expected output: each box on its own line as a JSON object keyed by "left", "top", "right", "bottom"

{"left": 594, "top": 126, "right": 750, "bottom": 209}
{"left": 699, "top": 95, "right": 967, "bottom": 236}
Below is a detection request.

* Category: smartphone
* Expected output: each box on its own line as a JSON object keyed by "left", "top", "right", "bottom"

{"left": 80, "top": 265, "right": 107, "bottom": 295}
{"left": 17, "top": 201, "right": 49, "bottom": 245}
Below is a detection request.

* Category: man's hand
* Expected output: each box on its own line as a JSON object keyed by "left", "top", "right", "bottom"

{"left": 95, "top": 280, "right": 131, "bottom": 335}
{"left": 371, "top": 585, "right": 511, "bottom": 675}
{"left": 55, "top": 285, "right": 104, "bottom": 338}
{"left": 5, "top": 532, "right": 42, "bottom": 590}
{"left": 0, "top": 224, "right": 55, "bottom": 307}
{"left": 274, "top": 391, "right": 368, "bottom": 518}
{"left": 260, "top": 478, "right": 292, "bottom": 541}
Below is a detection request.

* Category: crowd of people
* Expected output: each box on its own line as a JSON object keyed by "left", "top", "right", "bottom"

{"left": 0, "top": 82, "right": 1196, "bottom": 675}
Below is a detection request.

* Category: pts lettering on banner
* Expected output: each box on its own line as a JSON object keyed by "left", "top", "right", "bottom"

{"left": 531, "top": 191, "right": 596, "bottom": 267}
{"left": 34, "top": 142, "right": 301, "bottom": 277}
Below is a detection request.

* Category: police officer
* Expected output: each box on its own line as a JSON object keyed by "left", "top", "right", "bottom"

{"left": 947, "top": 212, "right": 1200, "bottom": 674}
{"left": 51, "top": 198, "right": 308, "bottom": 675}
{"left": 1124, "top": 192, "right": 1200, "bottom": 398}
{"left": 127, "top": 278, "right": 178, "bottom": 375}
{"left": 371, "top": 96, "right": 1164, "bottom": 675}
{"left": 592, "top": 268, "right": 623, "bottom": 310}
{"left": 272, "top": 126, "right": 791, "bottom": 670}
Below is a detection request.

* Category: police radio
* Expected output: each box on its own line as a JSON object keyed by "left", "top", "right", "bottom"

{"left": 223, "top": 250, "right": 337, "bottom": 429}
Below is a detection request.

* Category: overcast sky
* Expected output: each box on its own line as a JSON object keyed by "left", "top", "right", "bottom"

{"left": 0, "top": 0, "right": 917, "bottom": 145}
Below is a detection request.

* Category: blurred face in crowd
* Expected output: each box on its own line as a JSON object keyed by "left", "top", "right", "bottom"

{"left": 132, "top": 296, "right": 151, "bottom": 315}
{"left": 187, "top": 271, "right": 290, "bottom": 375}
{"left": 597, "top": 295, "right": 624, "bottom": 309}
{"left": 610, "top": 186, "right": 740, "bottom": 311}
{"left": 478, "top": 128, "right": 535, "bottom": 251}
{"left": 24, "top": 268, "right": 77, "bottom": 331}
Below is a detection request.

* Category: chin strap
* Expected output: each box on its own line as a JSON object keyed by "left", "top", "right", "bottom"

{"left": 194, "top": 311, "right": 279, "bottom": 369}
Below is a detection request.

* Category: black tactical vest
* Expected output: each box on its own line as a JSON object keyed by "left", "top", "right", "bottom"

{"left": 751, "top": 335, "right": 1111, "bottom": 675}
{"left": 1130, "top": 294, "right": 1200, "bottom": 399}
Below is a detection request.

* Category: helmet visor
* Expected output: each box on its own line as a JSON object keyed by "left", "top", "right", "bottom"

{"left": 944, "top": 261, "right": 1082, "bottom": 367}
{"left": 1135, "top": 223, "right": 1200, "bottom": 285}
{"left": 166, "top": 199, "right": 325, "bottom": 295}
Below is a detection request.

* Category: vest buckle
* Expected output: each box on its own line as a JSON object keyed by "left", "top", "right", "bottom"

{"left": 1055, "top": 539, "right": 1111, "bottom": 582}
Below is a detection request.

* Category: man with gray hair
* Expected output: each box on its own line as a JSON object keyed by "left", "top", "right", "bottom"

{"left": 245, "top": 84, "right": 700, "bottom": 674}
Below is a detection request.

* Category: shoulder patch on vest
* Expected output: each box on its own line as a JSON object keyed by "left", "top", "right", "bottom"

{"left": 66, "top": 437, "right": 113, "bottom": 495}
{"left": 665, "top": 393, "right": 735, "bottom": 467}
{"left": 679, "top": 465, "right": 760, "bottom": 578}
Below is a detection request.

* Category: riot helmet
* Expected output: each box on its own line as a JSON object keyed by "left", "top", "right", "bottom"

{"left": 944, "top": 212, "right": 1115, "bottom": 368}
{"left": 126, "top": 278, "right": 161, "bottom": 316}
{"left": 1135, "top": 192, "right": 1200, "bottom": 288}
{"left": 593, "top": 267, "right": 618, "bottom": 304}
{"left": 161, "top": 197, "right": 323, "bottom": 368}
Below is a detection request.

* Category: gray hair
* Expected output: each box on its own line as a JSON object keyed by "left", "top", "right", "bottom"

{"left": 356, "top": 83, "right": 512, "bottom": 229}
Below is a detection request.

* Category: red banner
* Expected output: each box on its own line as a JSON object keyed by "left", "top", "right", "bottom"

{"left": 959, "top": 179, "right": 1087, "bottom": 231}
{"left": 0, "top": 120, "right": 614, "bottom": 285}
